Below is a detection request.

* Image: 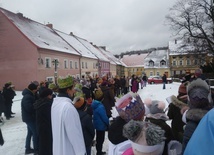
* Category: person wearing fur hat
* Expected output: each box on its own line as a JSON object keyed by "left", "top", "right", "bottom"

{"left": 51, "top": 75, "right": 86, "bottom": 155}
{"left": 108, "top": 92, "right": 145, "bottom": 155}
{"left": 171, "top": 78, "right": 213, "bottom": 153}
{"left": 34, "top": 88, "right": 53, "bottom": 155}
{"left": 91, "top": 89, "right": 109, "bottom": 155}
{"left": 123, "top": 120, "right": 166, "bottom": 155}
{"left": 73, "top": 96, "right": 95, "bottom": 155}
{"left": 21, "top": 83, "right": 39, "bottom": 154}
{"left": 144, "top": 98, "right": 174, "bottom": 155}
{"left": 167, "top": 82, "right": 188, "bottom": 143}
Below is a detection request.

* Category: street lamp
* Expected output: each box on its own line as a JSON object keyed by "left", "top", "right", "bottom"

{"left": 52, "top": 59, "right": 59, "bottom": 85}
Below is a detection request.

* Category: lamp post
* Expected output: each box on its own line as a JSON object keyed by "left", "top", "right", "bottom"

{"left": 52, "top": 59, "right": 59, "bottom": 85}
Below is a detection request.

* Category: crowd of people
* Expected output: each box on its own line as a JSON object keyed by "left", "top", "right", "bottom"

{"left": 0, "top": 69, "right": 214, "bottom": 155}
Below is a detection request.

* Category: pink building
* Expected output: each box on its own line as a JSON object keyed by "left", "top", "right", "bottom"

{"left": 0, "top": 8, "right": 81, "bottom": 90}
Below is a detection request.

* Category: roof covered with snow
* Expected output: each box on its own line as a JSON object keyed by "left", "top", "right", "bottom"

{"left": 100, "top": 48, "right": 122, "bottom": 65}
{"left": 75, "top": 36, "right": 109, "bottom": 62}
{"left": 168, "top": 40, "right": 196, "bottom": 55}
{"left": 120, "top": 53, "right": 148, "bottom": 67}
{"left": 98, "top": 47, "right": 116, "bottom": 65}
{"left": 55, "top": 30, "right": 97, "bottom": 59}
{"left": 144, "top": 49, "right": 169, "bottom": 68}
{"left": 0, "top": 8, "right": 80, "bottom": 55}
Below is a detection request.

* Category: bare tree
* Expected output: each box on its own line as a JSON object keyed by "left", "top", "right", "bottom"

{"left": 166, "top": 0, "right": 214, "bottom": 54}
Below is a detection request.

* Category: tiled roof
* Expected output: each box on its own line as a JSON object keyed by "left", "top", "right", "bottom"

{"left": 120, "top": 53, "right": 148, "bottom": 67}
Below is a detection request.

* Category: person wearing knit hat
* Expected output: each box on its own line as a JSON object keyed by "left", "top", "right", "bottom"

{"left": 34, "top": 88, "right": 53, "bottom": 155}
{"left": 51, "top": 75, "right": 86, "bottom": 155}
{"left": 108, "top": 93, "right": 145, "bottom": 155}
{"left": 167, "top": 82, "right": 188, "bottom": 144}
{"left": 123, "top": 120, "right": 165, "bottom": 155}
{"left": 170, "top": 78, "right": 213, "bottom": 153}
{"left": 73, "top": 96, "right": 95, "bottom": 155}
{"left": 144, "top": 98, "right": 174, "bottom": 155}
{"left": 91, "top": 88, "right": 109, "bottom": 155}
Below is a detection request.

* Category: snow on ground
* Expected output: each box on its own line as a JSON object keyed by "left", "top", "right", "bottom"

{"left": 0, "top": 82, "right": 180, "bottom": 155}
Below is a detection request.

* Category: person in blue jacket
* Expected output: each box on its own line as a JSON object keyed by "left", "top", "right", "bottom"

{"left": 91, "top": 88, "right": 109, "bottom": 155}
{"left": 184, "top": 108, "right": 214, "bottom": 155}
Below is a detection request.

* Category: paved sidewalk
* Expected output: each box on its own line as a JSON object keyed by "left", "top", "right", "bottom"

{"left": 0, "top": 91, "right": 109, "bottom": 155}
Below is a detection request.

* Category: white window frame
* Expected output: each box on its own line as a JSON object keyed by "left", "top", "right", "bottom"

{"left": 45, "top": 57, "right": 51, "bottom": 68}
{"left": 70, "top": 60, "right": 73, "bottom": 69}
{"left": 64, "top": 59, "right": 68, "bottom": 69}
{"left": 75, "top": 62, "right": 78, "bottom": 69}
{"left": 85, "top": 62, "right": 88, "bottom": 69}
{"left": 82, "top": 62, "right": 84, "bottom": 69}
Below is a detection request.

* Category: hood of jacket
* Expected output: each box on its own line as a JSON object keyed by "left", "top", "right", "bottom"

{"left": 171, "top": 95, "right": 187, "bottom": 109}
{"left": 34, "top": 98, "right": 52, "bottom": 110}
{"left": 91, "top": 100, "right": 102, "bottom": 110}
{"left": 186, "top": 108, "right": 209, "bottom": 123}
{"left": 22, "top": 88, "right": 34, "bottom": 96}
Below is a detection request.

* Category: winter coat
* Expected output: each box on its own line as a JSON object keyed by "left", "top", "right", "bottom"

{"left": 108, "top": 116, "right": 128, "bottom": 145}
{"left": 184, "top": 108, "right": 214, "bottom": 155}
{"left": 100, "top": 85, "right": 115, "bottom": 118}
{"left": 2, "top": 87, "right": 16, "bottom": 105}
{"left": 91, "top": 100, "right": 109, "bottom": 131}
{"left": 0, "top": 128, "right": 4, "bottom": 146}
{"left": 145, "top": 114, "right": 174, "bottom": 155}
{"left": 162, "top": 75, "right": 167, "bottom": 83}
{"left": 182, "top": 108, "right": 210, "bottom": 153}
{"left": 34, "top": 98, "right": 53, "bottom": 155}
{"left": 0, "top": 91, "right": 5, "bottom": 113}
{"left": 167, "top": 95, "right": 186, "bottom": 143}
{"left": 21, "top": 88, "right": 36, "bottom": 123}
{"left": 77, "top": 110, "right": 95, "bottom": 147}
{"left": 131, "top": 78, "right": 139, "bottom": 93}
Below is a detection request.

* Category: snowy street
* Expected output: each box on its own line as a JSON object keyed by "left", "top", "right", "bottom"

{"left": 0, "top": 83, "right": 180, "bottom": 155}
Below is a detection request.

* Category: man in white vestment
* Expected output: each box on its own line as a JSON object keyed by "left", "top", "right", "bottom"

{"left": 51, "top": 75, "right": 86, "bottom": 155}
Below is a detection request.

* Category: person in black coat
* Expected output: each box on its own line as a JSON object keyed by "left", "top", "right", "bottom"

{"left": 0, "top": 90, "right": 5, "bottom": 122}
{"left": 21, "top": 83, "right": 39, "bottom": 154}
{"left": 2, "top": 83, "right": 16, "bottom": 120}
{"left": 100, "top": 82, "right": 115, "bottom": 118}
{"left": 34, "top": 88, "right": 53, "bottom": 155}
{"left": 0, "top": 128, "right": 4, "bottom": 146}
{"left": 162, "top": 74, "right": 167, "bottom": 89}
{"left": 73, "top": 96, "right": 95, "bottom": 155}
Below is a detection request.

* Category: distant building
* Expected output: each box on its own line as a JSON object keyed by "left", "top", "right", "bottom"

{"left": 168, "top": 39, "right": 207, "bottom": 77}
{"left": 144, "top": 49, "right": 170, "bottom": 77}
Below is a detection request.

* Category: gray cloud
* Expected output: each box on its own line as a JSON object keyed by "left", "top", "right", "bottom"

{"left": 0, "top": 0, "right": 177, "bottom": 54}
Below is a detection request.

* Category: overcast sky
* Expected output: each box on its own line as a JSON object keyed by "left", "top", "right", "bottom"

{"left": 0, "top": 0, "right": 178, "bottom": 55}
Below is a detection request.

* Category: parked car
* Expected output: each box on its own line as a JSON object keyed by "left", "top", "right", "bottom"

{"left": 147, "top": 76, "right": 173, "bottom": 84}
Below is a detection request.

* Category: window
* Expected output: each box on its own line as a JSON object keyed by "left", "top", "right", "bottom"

{"left": 64, "top": 59, "right": 68, "bottom": 69}
{"left": 75, "top": 62, "right": 78, "bottom": 69}
{"left": 70, "top": 61, "right": 73, "bottom": 69}
{"left": 82, "top": 62, "right": 84, "bottom": 68}
{"left": 160, "top": 60, "right": 166, "bottom": 66}
{"left": 194, "top": 59, "right": 198, "bottom": 65}
{"left": 150, "top": 72, "right": 153, "bottom": 76}
{"left": 85, "top": 62, "right": 88, "bottom": 69}
{"left": 172, "top": 60, "right": 176, "bottom": 66}
{"left": 179, "top": 60, "right": 183, "bottom": 66}
{"left": 46, "top": 76, "right": 54, "bottom": 82}
{"left": 157, "top": 72, "right": 160, "bottom": 76}
{"left": 149, "top": 60, "right": 154, "bottom": 67}
{"left": 187, "top": 59, "right": 191, "bottom": 65}
{"left": 45, "top": 57, "right": 51, "bottom": 68}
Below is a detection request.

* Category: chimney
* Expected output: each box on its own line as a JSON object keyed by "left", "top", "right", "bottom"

{"left": 175, "top": 39, "right": 177, "bottom": 44}
{"left": 46, "top": 23, "right": 53, "bottom": 29}
{"left": 99, "top": 46, "right": 106, "bottom": 50}
{"left": 17, "top": 13, "right": 23, "bottom": 18}
{"left": 69, "top": 32, "right": 73, "bottom": 36}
